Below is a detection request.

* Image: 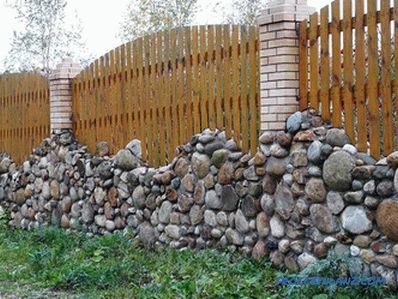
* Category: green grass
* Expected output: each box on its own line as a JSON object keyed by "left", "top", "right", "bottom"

{"left": 0, "top": 212, "right": 397, "bottom": 298}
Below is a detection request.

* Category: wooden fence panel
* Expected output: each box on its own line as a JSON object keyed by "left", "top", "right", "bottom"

{"left": 0, "top": 73, "right": 50, "bottom": 163}
{"left": 72, "top": 25, "right": 260, "bottom": 166}
{"left": 299, "top": 0, "right": 398, "bottom": 159}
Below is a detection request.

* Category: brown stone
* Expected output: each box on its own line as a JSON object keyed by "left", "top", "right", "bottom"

{"left": 375, "top": 255, "right": 398, "bottom": 268}
{"left": 376, "top": 199, "right": 398, "bottom": 241}
{"left": 284, "top": 254, "right": 299, "bottom": 272}
{"left": 166, "top": 188, "right": 178, "bottom": 202}
{"left": 314, "top": 243, "right": 329, "bottom": 258}
{"left": 255, "top": 167, "right": 266, "bottom": 176}
{"left": 108, "top": 186, "right": 119, "bottom": 207}
{"left": 305, "top": 178, "right": 326, "bottom": 203}
{"left": 153, "top": 171, "right": 173, "bottom": 185}
{"left": 174, "top": 157, "right": 189, "bottom": 177}
{"left": 218, "top": 163, "right": 234, "bottom": 185}
{"left": 253, "top": 151, "right": 267, "bottom": 165}
{"left": 252, "top": 240, "right": 268, "bottom": 260}
{"left": 293, "top": 130, "right": 317, "bottom": 142}
{"left": 262, "top": 174, "right": 277, "bottom": 194}
{"left": 276, "top": 131, "right": 292, "bottom": 147}
{"left": 50, "top": 180, "right": 60, "bottom": 200}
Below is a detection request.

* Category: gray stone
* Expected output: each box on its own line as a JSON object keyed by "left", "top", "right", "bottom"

{"left": 394, "top": 169, "right": 398, "bottom": 193}
{"left": 81, "top": 203, "right": 94, "bottom": 224}
{"left": 344, "top": 191, "right": 364, "bottom": 204}
{"left": 351, "top": 180, "right": 363, "bottom": 191}
{"left": 115, "top": 149, "right": 139, "bottom": 171}
{"left": 221, "top": 185, "right": 238, "bottom": 211}
{"left": 323, "top": 151, "right": 355, "bottom": 191}
{"left": 132, "top": 186, "right": 146, "bottom": 209}
{"left": 308, "top": 166, "right": 322, "bottom": 177}
{"left": 310, "top": 204, "right": 339, "bottom": 234}
{"left": 126, "top": 139, "right": 142, "bottom": 159}
{"left": 377, "top": 180, "right": 394, "bottom": 197}
{"left": 326, "top": 192, "right": 345, "bottom": 215}
{"left": 94, "top": 214, "right": 107, "bottom": 227}
{"left": 386, "top": 151, "right": 398, "bottom": 168}
{"left": 343, "top": 144, "right": 357, "bottom": 155}
{"left": 363, "top": 180, "right": 376, "bottom": 194}
{"left": 139, "top": 222, "right": 157, "bottom": 247}
{"left": 364, "top": 196, "right": 379, "bottom": 209}
{"left": 274, "top": 184, "right": 294, "bottom": 220}
{"left": 297, "top": 253, "right": 317, "bottom": 269}
{"left": 204, "top": 141, "right": 224, "bottom": 156}
{"left": 204, "top": 210, "right": 217, "bottom": 227}
{"left": 159, "top": 201, "right": 173, "bottom": 224}
{"left": 205, "top": 190, "right": 222, "bottom": 210}
{"left": 235, "top": 209, "right": 249, "bottom": 233}
{"left": 270, "top": 144, "right": 288, "bottom": 158}
{"left": 192, "top": 152, "right": 211, "bottom": 178}
{"left": 326, "top": 128, "right": 350, "bottom": 147}
{"left": 290, "top": 149, "right": 308, "bottom": 167}
{"left": 286, "top": 111, "right": 303, "bottom": 133}
{"left": 97, "top": 161, "right": 113, "bottom": 180}
{"left": 265, "top": 157, "right": 289, "bottom": 177}
{"left": 165, "top": 224, "right": 181, "bottom": 239}
{"left": 0, "top": 158, "right": 11, "bottom": 174}
{"left": 189, "top": 205, "right": 203, "bottom": 225}
{"left": 241, "top": 196, "right": 258, "bottom": 217}
{"left": 305, "top": 178, "right": 326, "bottom": 203}
{"left": 225, "top": 228, "right": 244, "bottom": 245}
{"left": 270, "top": 215, "right": 285, "bottom": 238}
{"left": 307, "top": 140, "right": 322, "bottom": 164}
{"left": 341, "top": 206, "right": 372, "bottom": 234}
{"left": 243, "top": 166, "right": 258, "bottom": 181}
{"left": 260, "top": 193, "right": 274, "bottom": 216}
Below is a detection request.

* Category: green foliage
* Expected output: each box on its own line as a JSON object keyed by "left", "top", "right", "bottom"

{"left": 118, "top": 0, "right": 198, "bottom": 42}
{"left": 281, "top": 253, "right": 395, "bottom": 299}
{"left": 0, "top": 226, "right": 397, "bottom": 298}
{"left": 4, "top": 0, "right": 89, "bottom": 75}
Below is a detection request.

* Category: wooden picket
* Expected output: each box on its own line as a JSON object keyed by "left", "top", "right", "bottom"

{"left": 72, "top": 25, "right": 260, "bottom": 166}
{"left": 0, "top": 73, "right": 50, "bottom": 163}
{"left": 299, "top": 0, "right": 398, "bottom": 159}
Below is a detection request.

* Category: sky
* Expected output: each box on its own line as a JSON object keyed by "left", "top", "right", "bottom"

{"left": 0, "top": 0, "right": 329, "bottom": 70}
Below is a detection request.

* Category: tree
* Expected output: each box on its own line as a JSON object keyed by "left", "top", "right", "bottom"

{"left": 224, "top": 0, "right": 268, "bottom": 26}
{"left": 3, "top": 0, "right": 89, "bottom": 76}
{"left": 118, "top": 0, "right": 198, "bottom": 42}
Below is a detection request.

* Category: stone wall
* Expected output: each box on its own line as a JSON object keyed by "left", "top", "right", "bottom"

{"left": 1, "top": 109, "right": 398, "bottom": 287}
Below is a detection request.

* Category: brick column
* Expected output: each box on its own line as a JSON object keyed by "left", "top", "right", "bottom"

{"left": 49, "top": 58, "right": 82, "bottom": 134}
{"left": 257, "top": 0, "right": 314, "bottom": 131}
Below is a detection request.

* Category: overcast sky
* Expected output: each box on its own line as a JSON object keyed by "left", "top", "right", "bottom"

{"left": 0, "top": 0, "right": 329, "bottom": 70}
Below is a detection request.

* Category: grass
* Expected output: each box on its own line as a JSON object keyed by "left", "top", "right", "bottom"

{"left": 0, "top": 212, "right": 397, "bottom": 298}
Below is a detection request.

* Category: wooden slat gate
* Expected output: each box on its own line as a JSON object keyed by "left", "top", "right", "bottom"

{"left": 72, "top": 25, "right": 260, "bottom": 166}
{"left": 299, "top": 0, "right": 398, "bottom": 160}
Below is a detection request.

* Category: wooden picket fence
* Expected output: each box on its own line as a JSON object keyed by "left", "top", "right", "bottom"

{"left": 0, "top": 73, "right": 50, "bottom": 163}
{"left": 299, "top": 0, "right": 398, "bottom": 159}
{"left": 72, "top": 25, "right": 259, "bottom": 166}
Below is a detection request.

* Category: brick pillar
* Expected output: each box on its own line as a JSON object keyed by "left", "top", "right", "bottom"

{"left": 257, "top": 0, "right": 314, "bottom": 131}
{"left": 49, "top": 58, "right": 82, "bottom": 134}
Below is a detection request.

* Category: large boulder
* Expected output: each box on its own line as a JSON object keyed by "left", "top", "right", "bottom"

{"left": 376, "top": 199, "right": 398, "bottom": 241}
{"left": 115, "top": 149, "right": 140, "bottom": 170}
{"left": 323, "top": 151, "right": 355, "bottom": 191}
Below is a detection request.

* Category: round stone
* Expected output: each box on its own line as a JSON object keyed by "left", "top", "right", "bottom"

{"left": 310, "top": 204, "right": 339, "bottom": 234}
{"left": 376, "top": 199, "right": 398, "bottom": 241}
{"left": 305, "top": 178, "right": 326, "bottom": 203}
{"left": 323, "top": 151, "right": 356, "bottom": 191}
{"left": 325, "top": 128, "right": 350, "bottom": 147}
{"left": 341, "top": 206, "right": 372, "bottom": 234}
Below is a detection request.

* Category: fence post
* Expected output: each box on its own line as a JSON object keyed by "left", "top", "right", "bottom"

{"left": 257, "top": 0, "right": 314, "bottom": 131}
{"left": 49, "top": 58, "right": 82, "bottom": 134}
